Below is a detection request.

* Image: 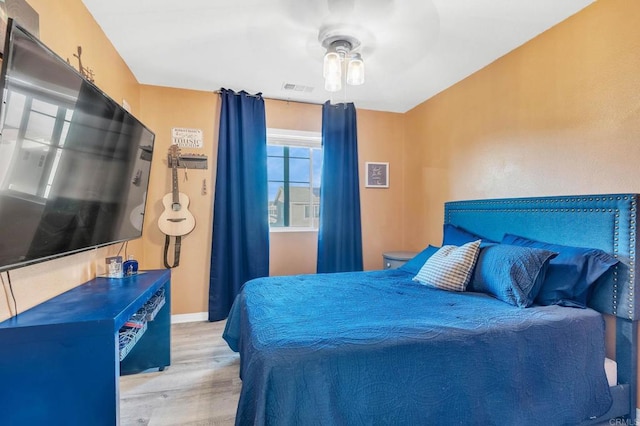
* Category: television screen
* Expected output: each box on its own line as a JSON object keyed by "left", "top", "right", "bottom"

{"left": 0, "top": 20, "right": 155, "bottom": 272}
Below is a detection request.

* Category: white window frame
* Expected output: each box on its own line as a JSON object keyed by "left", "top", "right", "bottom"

{"left": 267, "top": 128, "right": 321, "bottom": 233}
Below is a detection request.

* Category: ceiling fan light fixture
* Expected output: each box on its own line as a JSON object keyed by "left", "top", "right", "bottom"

{"left": 346, "top": 53, "right": 364, "bottom": 86}
{"left": 323, "top": 49, "right": 341, "bottom": 78}
{"left": 324, "top": 70, "right": 342, "bottom": 92}
{"left": 319, "top": 32, "right": 365, "bottom": 92}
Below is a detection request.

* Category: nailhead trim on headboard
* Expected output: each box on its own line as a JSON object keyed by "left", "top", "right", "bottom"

{"left": 628, "top": 197, "right": 637, "bottom": 319}
{"left": 444, "top": 194, "right": 638, "bottom": 320}
{"left": 612, "top": 207, "right": 619, "bottom": 317}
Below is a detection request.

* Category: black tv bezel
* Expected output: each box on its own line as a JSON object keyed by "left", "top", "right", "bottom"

{"left": 0, "top": 18, "right": 156, "bottom": 272}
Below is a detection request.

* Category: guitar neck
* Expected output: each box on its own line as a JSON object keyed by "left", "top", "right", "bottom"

{"left": 172, "top": 163, "right": 180, "bottom": 204}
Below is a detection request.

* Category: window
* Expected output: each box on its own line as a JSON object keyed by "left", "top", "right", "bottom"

{"left": 304, "top": 204, "right": 320, "bottom": 219}
{"left": 267, "top": 128, "right": 322, "bottom": 230}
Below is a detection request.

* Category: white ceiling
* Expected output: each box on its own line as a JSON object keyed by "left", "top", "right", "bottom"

{"left": 81, "top": 0, "right": 595, "bottom": 113}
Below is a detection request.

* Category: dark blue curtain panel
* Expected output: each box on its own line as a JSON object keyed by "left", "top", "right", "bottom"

{"left": 209, "top": 89, "right": 269, "bottom": 321}
{"left": 317, "top": 101, "right": 363, "bottom": 273}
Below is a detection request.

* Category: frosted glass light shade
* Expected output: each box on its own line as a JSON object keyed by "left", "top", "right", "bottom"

{"left": 323, "top": 51, "right": 341, "bottom": 78}
{"left": 347, "top": 54, "right": 364, "bottom": 85}
{"left": 324, "top": 71, "right": 342, "bottom": 92}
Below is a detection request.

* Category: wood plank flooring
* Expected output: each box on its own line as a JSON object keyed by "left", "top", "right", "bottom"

{"left": 120, "top": 320, "right": 240, "bottom": 426}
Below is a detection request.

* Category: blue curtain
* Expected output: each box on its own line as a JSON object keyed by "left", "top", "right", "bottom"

{"left": 317, "top": 102, "right": 363, "bottom": 273}
{"left": 209, "top": 89, "right": 269, "bottom": 321}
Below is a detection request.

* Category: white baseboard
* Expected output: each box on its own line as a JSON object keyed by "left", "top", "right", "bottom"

{"left": 171, "top": 312, "right": 208, "bottom": 324}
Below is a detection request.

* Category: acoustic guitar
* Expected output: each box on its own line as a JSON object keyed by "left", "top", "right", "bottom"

{"left": 158, "top": 145, "right": 196, "bottom": 236}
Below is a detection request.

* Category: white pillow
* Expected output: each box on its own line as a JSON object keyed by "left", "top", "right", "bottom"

{"left": 413, "top": 240, "right": 481, "bottom": 291}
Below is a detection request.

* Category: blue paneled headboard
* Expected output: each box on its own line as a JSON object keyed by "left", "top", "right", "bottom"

{"left": 444, "top": 194, "right": 639, "bottom": 422}
{"left": 444, "top": 194, "right": 638, "bottom": 320}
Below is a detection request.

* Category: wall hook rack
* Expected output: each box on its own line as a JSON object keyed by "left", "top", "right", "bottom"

{"left": 166, "top": 153, "right": 208, "bottom": 170}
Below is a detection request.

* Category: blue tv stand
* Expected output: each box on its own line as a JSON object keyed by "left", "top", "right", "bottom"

{"left": 0, "top": 269, "right": 171, "bottom": 426}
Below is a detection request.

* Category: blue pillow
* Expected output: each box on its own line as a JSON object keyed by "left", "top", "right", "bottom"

{"left": 398, "top": 245, "right": 439, "bottom": 275}
{"left": 501, "top": 234, "right": 619, "bottom": 308}
{"left": 443, "top": 224, "right": 495, "bottom": 247}
{"left": 468, "top": 244, "right": 557, "bottom": 307}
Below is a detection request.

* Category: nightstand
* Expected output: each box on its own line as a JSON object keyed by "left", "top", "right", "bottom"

{"left": 383, "top": 251, "right": 417, "bottom": 269}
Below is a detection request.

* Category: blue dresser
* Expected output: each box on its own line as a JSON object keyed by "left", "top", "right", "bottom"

{"left": 0, "top": 269, "right": 171, "bottom": 425}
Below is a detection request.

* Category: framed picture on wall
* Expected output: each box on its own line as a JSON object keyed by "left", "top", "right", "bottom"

{"left": 365, "top": 162, "right": 389, "bottom": 188}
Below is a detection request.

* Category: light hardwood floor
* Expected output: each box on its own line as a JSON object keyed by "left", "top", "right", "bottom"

{"left": 120, "top": 320, "right": 240, "bottom": 426}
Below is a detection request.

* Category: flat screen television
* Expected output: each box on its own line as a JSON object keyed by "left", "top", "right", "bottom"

{"left": 0, "top": 20, "right": 155, "bottom": 272}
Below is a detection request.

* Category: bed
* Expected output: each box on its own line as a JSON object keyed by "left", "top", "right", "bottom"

{"left": 223, "top": 194, "right": 639, "bottom": 425}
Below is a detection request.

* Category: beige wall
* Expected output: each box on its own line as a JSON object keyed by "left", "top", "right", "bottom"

{"left": 137, "top": 95, "right": 406, "bottom": 314}
{"left": 358, "top": 109, "right": 406, "bottom": 269}
{"left": 138, "top": 86, "right": 219, "bottom": 315}
{"left": 266, "top": 101, "right": 406, "bottom": 277}
{"left": 0, "top": 0, "right": 143, "bottom": 322}
{"left": 31, "top": 0, "right": 141, "bottom": 113}
{"left": 403, "top": 0, "right": 640, "bottom": 250}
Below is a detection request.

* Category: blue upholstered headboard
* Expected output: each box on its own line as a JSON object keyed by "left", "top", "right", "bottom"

{"left": 444, "top": 194, "right": 639, "bottom": 320}
{"left": 445, "top": 194, "right": 639, "bottom": 422}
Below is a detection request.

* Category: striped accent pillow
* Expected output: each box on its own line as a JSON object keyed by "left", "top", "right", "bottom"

{"left": 413, "top": 240, "right": 481, "bottom": 291}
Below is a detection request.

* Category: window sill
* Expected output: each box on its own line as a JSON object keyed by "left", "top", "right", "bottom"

{"left": 270, "top": 227, "right": 318, "bottom": 234}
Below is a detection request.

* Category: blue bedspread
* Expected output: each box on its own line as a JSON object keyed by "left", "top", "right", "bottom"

{"left": 223, "top": 269, "right": 612, "bottom": 425}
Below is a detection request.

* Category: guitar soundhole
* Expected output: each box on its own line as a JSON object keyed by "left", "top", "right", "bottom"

{"left": 172, "top": 203, "right": 181, "bottom": 212}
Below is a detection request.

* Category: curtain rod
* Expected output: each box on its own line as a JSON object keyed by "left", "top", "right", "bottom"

{"left": 214, "top": 90, "right": 323, "bottom": 106}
